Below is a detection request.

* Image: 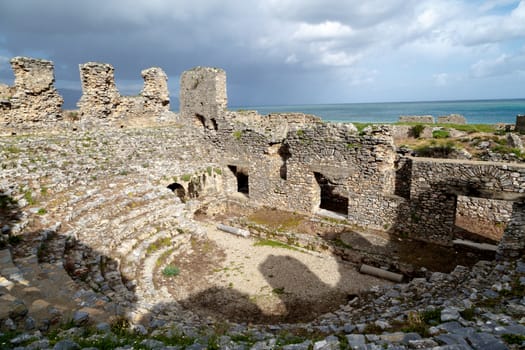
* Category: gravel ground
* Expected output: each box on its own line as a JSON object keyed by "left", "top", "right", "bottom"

{"left": 161, "top": 226, "right": 391, "bottom": 323}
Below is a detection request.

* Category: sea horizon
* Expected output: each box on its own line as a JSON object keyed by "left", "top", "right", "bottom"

{"left": 232, "top": 98, "right": 525, "bottom": 125}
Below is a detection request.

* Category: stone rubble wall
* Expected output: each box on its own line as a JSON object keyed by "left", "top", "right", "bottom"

{"left": 77, "top": 62, "right": 171, "bottom": 125}
{"left": 78, "top": 62, "right": 120, "bottom": 119}
{"left": 402, "top": 157, "right": 525, "bottom": 256}
{"left": 0, "top": 57, "right": 63, "bottom": 125}
{"left": 455, "top": 195, "right": 511, "bottom": 241}
{"left": 398, "top": 115, "right": 434, "bottom": 123}
{"left": 179, "top": 67, "right": 227, "bottom": 130}
{"left": 437, "top": 114, "right": 466, "bottom": 124}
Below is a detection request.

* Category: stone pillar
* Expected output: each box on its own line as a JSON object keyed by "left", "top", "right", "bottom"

{"left": 179, "top": 66, "right": 227, "bottom": 130}
{"left": 516, "top": 115, "right": 525, "bottom": 133}
{"left": 78, "top": 62, "right": 120, "bottom": 119}
{"left": 7, "top": 57, "right": 63, "bottom": 123}
{"left": 497, "top": 201, "right": 525, "bottom": 259}
{"left": 141, "top": 67, "right": 169, "bottom": 114}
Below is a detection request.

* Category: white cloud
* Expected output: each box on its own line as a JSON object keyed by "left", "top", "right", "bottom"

{"left": 292, "top": 21, "right": 353, "bottom": 41}
{"left": 433, "top": 73, "right": 452, "bottom": 86}
{"left": 470, "top": 52, "right": 525, "bottom": 78}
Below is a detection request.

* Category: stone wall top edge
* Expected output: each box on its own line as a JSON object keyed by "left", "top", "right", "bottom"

{"left": 408, "top": 156, "right": 525, "bottom": 169}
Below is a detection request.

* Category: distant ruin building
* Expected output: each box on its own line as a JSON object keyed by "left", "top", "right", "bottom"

{"left": 437, "top": 114, "right": 466, "bottom": 124}
{"left": 0, "top": 57, "right": 63, "bottom": 125}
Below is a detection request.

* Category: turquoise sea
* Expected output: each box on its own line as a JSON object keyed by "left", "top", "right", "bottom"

{"left": 233, "top": 99, "right": 525, "bottom": 124}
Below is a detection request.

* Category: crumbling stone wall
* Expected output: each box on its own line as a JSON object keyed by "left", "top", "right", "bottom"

{"left": 455, "top": 196, "right": 511, "bottom": 241}
{"left": 437, "top": 114, "right": 466, "bottom": 124}
{"left": 78, "top": 63, "right": 170, "bottom": 123}
{"left": 399, "top": 115, "right": 434, "bottom": 123}
{"left": 180, "top": 67, "right": 227, "bottom": 130}
{"left": 141, "top": 67, "right": 169, "bottom": 114}
{"left": 400, "top": 157, "right": 525, "bottom": 256}
{"left": 0, "top": 57, "right": 63, "bottom": 124}
{"left": 78, "top": 62, "right": 120, "bottom": 119}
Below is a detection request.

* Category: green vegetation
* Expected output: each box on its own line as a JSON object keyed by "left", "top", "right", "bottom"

{"left": 415, "top": 141, "right": 457, "bottom": 158}
{"left": 162, "top": 264, "right": 180, "bottom": 277}
{"left": 253, "top": 238, "right": 300, "bottom": 251}
{"left": 411, "top": 124, "right": 425, "bottom": 138}
{"left": 146, "top": 237, "right": 172, "bottom": 255}
{"left": 491, "top": 144, "right": 525, "bottom": 160}
{"left": 501, "top": 333, "right": 525, "bottom": 345}
{"left": 272, "top": 287, "right": 285, "bottom": 295}
{"left": 213, "top": 167, "right": 222, "bottom": 175}
{"left": 181, "top": 174, "right": 192, "bottom": 182}
{"left": 23, "top": 189, "right": 36, "bottom": 205}
{"left": 37, "top": 208, "right": 47, "bottom": 215}
{"left": 432, "top": 129, "right": 450, "bottom": 139}
{"left": 233, "top": 130, "right": 243, "bottom": 140}
{"left": 206, "top": 166, "right": 212, "bottom": 176}
{"left": 0, "top": 193, "right": 17, "bottom": 210}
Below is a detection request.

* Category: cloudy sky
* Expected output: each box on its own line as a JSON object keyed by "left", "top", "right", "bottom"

{"left": 1, "top": 0, "right": 524, "bottom": 109}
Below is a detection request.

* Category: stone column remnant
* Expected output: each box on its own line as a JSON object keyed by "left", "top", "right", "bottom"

{"left": 180, "top": 66, "right": 227, "bottom": 130}
{"left": 78, "top": 62, "right": 120, "bottom": 119}
{"left": 141, "top": 67, "right": 170, "bottom": 114}
{"left": 7, "top": 56, "right": 63, "bottom": 123}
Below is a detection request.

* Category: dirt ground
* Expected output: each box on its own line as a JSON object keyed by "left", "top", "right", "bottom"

{"left": 154, "top": 226, "right": 391, "bottom": 324}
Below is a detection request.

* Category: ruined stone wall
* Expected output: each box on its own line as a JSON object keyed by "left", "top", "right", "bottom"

{"left": 437, "top": 114, "right": 466, "bottom": 124}
{"left": 78, "top": 62, "right": 121, "bottom": 119}
{"left": 179, "top": 67, "right": 227, "bottom": 130}
{"left": 141, "top": 67, "right": 170, "bottom": 114}
{"left": 401, "top": 157, "right": 525, "bottom": 255}
{"left": 1, "top": 57, "right": 63, "bottom": 125}
{"left": 455, "top": 195, "right": 511, "bottom": 241}
{"left": 78, "top": 62, "right": 170, "bottom": 124}
{"left": 398, "top": 115, "right": 434, "bottom": 123}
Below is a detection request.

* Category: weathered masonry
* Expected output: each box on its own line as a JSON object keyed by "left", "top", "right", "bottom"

{"left": 1, "top": 57, "right": 524, "bottom": 258}
{"left": 0, "top": 57, "right": 63, "bottom": 125}
{"left": 179, "top": 67, "right": 525, "bottom": 258}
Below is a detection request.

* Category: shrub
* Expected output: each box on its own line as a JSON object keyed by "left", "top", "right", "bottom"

{"left": 181, "top": 174, "right": 192, "bottom": 182}
{"left": 432, "top": 129, "right": 450, "bottom": 139}
{"left": 233, "top": 130, "right": 242, "bottom": 140}
{"left": 162, "top": 265, "right": 180, "bottom": 277}
{"left": 411, "top": 124, "right": 425, "bottom": 138}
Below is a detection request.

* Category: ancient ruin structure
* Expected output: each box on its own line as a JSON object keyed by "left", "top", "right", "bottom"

{"left": 174, "top": 67, "right": 524, "bottom": 258}
{"left": 78, "top": 62, "right": 170, "bottom": 122}
{"left": 0, "top": 57, "right": 63, "bottom": 125}
{"left": 1, "top": 57, "right": 524, "bottom": 348}
{"left": 437, "top": 114, "right": 466, "bottom": 124}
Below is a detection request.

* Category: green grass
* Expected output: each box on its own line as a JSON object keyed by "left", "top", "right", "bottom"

{"left": 37, "top": 208, "right": 47, "bottom": 215}
{"left": 350, "top": 122, "right": 498, "bottom": 134}
{"left": 253, "top": 239, "right": 300, "bottom": 251}
{"left": 162, "top": 264, "right": 180, "bottom": 277}
{"left": 432, "top": 129, "right": 450, "bottom": 138}
{"left": 180, "top": 174, "right": 192, "bottom": 182}
{"left": 213, "top": 167, "right": 222, "bottom": 175}
{"left": 146, "top": 237, "right": 172, "bottom": 255}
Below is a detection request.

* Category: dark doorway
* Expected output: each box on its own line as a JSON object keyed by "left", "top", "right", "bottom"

{"left": 278, "top": 144, "right": 291, "bottom": 180}
{"left": 228, "top": 165, "right": 249, "bottom": 195}
{"left": 314, "top": 172, "right": 348, "bottom": 215}
{"left": 195, "top": 113, "right": 205, "bottom": 128}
